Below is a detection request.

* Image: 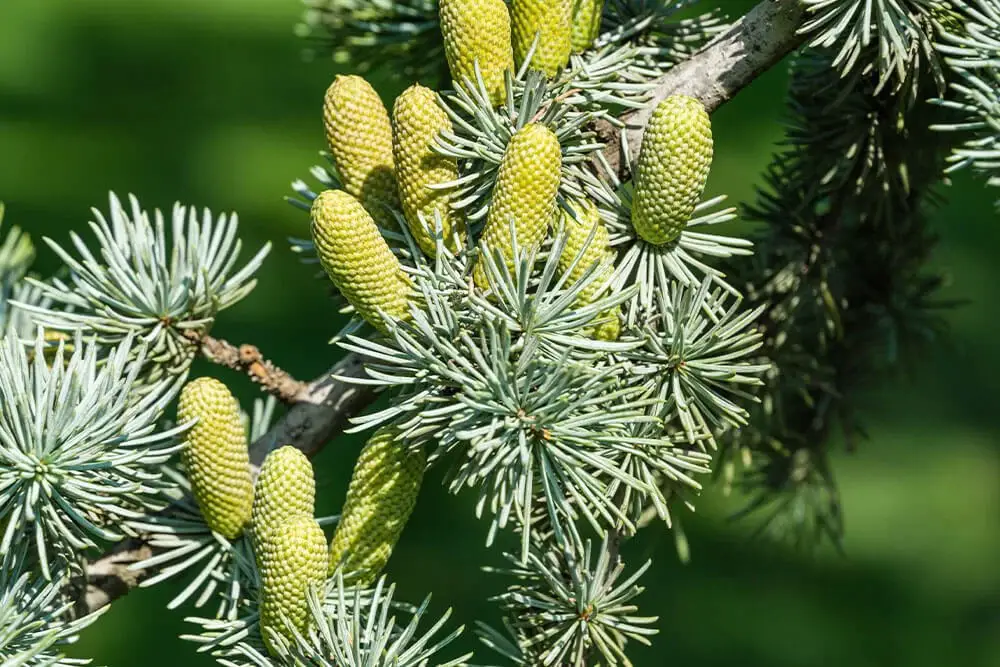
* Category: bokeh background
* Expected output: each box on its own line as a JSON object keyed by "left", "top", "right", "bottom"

{"left": 1, "top": 0, "right": 998, "bottom": 665}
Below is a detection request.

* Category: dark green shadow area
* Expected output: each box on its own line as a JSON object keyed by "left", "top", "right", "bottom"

{"left": 0, "top": 1, "right": 996, "bottom": 665}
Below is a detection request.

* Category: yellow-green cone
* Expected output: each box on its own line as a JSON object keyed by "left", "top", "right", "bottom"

{"left": 257, "top": 514, "right": 327, "bottom": 655}
{"left": 631, "top": 95, "right": 713, "bottom": 246}
{"left": 252, "top": 446, "right": 316, "bottom": 551}
{"left": 323, "top": 75, "right": 399, "bottom": 228}
{"left": 439, "top": 0, "right": 515, "bottom": 106}
{"left": 558, "top": 199, "right": 620, "bottom": 341}
{"left": 570, "top": 0, "right": 604, "bottom": 53}
{"left": 473, "top": 123, "right": 562, "bottom": 290}
{"left": 177, "top": 377, "right": 254, "bottom": 540}
{"left": 327, "top": 427, "right": 426, "bottom": 584}
{"left": 392, "top": 84, "right": 464, "bottom": 256}
{"left": 311, "top": 189, "right": 411, "bottom": 332}
{"left": 512, "top": 0, "right": 572, "bottom": 77}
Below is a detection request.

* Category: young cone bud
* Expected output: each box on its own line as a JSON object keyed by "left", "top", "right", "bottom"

{"left": 473, "top": 123, "right": 562, "bottom": 290}
{"left": 570, "top": 0, "right": 604, "bottom": 53}
{"left": 257, "top": 515, "right": 327, "bottom": 655}
{"left": 327, "top": 427, "right": 426, "bottom": 584}
{"left": 392, "top": 84, "right": 464, "bottom": 256}
{"left": 439, "top": 0, "right": 515, "bottom": 106}
{"left": 177, "top": 377, "right": 254, "bottom": 540}
{"left": 631, "top": 95, "right": 713, "bottom": 245}
{"left": 512, "top": 0, "right": 573, "bottom": 77}
{"left": 252, "top": 446, "right": 316, "bottom": 551}
{"left": 558, "top": 199, "right": 620, "bottom": 341}
{"left": 323, "top": 75, "right": 399, "bottom": 228}
{"left": 311, "top": 189, "right": 411, "bottom": 332}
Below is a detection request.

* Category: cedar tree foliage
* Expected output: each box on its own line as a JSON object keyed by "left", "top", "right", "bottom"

{"left": 0, "top": 0, "right": 990, "bottom": 665}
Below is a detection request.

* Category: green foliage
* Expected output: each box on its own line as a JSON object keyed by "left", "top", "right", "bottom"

{"left": 0, "top": 332, "right": 184, "bottom": 578}
{"left": 799, "top": 0, "right": 943, "bottom": 90}
{"left": 600, "top": 0, "right": 728, "bottom": 72}
{"left": 934, "top": 1, "right": 1000, "bottom": 195}
{"left": 184, "top": 574, "right": 469, "bottom": 667}
{"left": 723, "top": 44, "right": 954, "bottom": 548}
{"left": 298, "top": 0, "right": 445, "bottom": 81}
{"left": 1, "top": 0, "right": 993, "bottom": 665}
{"left": 13, "top": 193, "right": 270, "bottom": 385}
{"left": 481, "top": 531, "right": 656, "bottom": 666}
{"left": 0, "top": 204, "right": 37, "bottom": 335}
{"left": 340, "top": 227, "right": 763, "bottom": 565}
{"left": 286, "top": 575, "right": 469, "bottom": 667}
{"left": 0, "top": 550, "right": 105, "bottom": 666}
{"left": 213, "top": 575, "right": 469, "bottom": 667}
{"left": 126, "top": 470, "right": 263, "bottom": 618}
{"left": 0, "top": 203, "right": 35, "bottom": 320}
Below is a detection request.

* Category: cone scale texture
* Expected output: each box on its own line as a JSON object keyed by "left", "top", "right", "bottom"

{"left": 439, "top": 0, "right": 515, "bottom": 106}
{"left": 257, "top": 514, "right": 328, "bottom": 655}
{"left": 558, "top": 199, "right": 620, "bottom": 341}
{"left": 474, "top": 123, "right": 562, "bottom": 290}
{"left": 512, "top": 0, "right": 573, "bottom": 77}
{"left": 631, "top": 95, "right": 714, "bottom": 246}
{"left": 323, "top": 75, "right": 400, "bottom": 228}
{"left": 327, "top": 427, "right": 426, "bottom": 584}
{"left": 252, "top": 446, "right": 316, "bottom": 551}
{"left": 571, "top": 0, "right": 604, "bottom": 53}
{"left": 177, "top": 377, "right": 254, "bottom": 540}
{"left": 311, "top": 189, "right": 411, "bottom": 332}
{"left": 392, "top": 84, "right": 464, "bottom": 256}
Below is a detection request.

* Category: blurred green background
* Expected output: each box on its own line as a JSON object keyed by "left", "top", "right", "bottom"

{"left": 1, "top": 0, "right": 997, "bottom": 665}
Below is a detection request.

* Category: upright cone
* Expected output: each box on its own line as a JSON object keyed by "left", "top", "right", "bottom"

{"left": 631, "top": 95, "right": 713, "bottom": 245}
{"left": 252, "top": 446, "right": 316, "bottom": 551}
{"left": 439, "top": 0, "right": 515, "bottom": 106}
{"left": 392, "top": 84, "right": 464, "bottom": 256}
{"left": 473, "top": 123, "right": 562, "bottom": 290}
{"left": 558, "top": 199, "right": 620, "bottom": 341}
{"left": 512, "top": 0, "right": 573, "bottom": 77}
{"left": 327, "top": 427, "right": 426, "bottom": 584}
{"left": 311, "top": 189, "right": 411, "bottom": 332}
{"left": 571, "top": 0, "right": 604, "bottom": 53}
{"left": 177, "top": 377, "right": 254, "bottom": 540}
{"left": 257, "top": 515, "right": 327, "bottom": 655}
{"left": 323, "top": 75, "right": 399, "bottom": 228}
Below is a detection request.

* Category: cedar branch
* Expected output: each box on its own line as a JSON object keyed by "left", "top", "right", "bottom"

{"left": 78, "top": 0, "right": 808, "bottom": 615}
{"left": 184, "top": 330, "right": 310, "bottom": 404}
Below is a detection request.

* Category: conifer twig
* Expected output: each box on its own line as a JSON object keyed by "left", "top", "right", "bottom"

{"left": 185, "top": 330, "right": 309, "bottom": 404}
{"left": 78, "top": 0, "right": 810, "bottom": 615}
{"left": 74, "top": 539, "right": 154, "bottom": 619}
{"left": 246, "top": 352, "right": 373, "bottom": 474}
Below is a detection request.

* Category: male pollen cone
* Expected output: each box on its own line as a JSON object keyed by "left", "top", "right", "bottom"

{"left": 323, "top": 75, "right": 400, "bottom": 229}
{"left": 473, "top": 122, "right": 562, "bottom": 291}
{"left": 439, "top": 0, "right": 515, "bottom": 106}
{"left": 311, "top": 189, "right": 411, "bottom": 332}
{"left": 177, "top": 377, "right": 254, "bottom": 540}
{"left": 631, "top": 94, "right": 714, "bottom": 245}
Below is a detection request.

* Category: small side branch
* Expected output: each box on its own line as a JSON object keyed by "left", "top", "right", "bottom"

{"left": 185, "top": 330, "right": 309, "bottom": 403}
{"left": 74, "top": 538, "right": 153, "bottom": 619}
{"left": 248, "top": 353, "right": 374, "bottom": 474}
